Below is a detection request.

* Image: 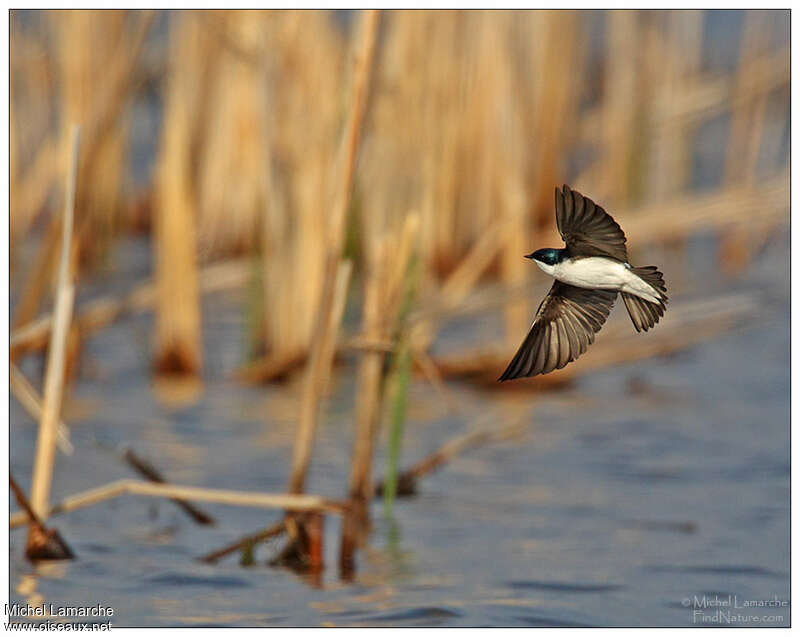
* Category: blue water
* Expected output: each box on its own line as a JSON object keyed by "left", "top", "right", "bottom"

{"left": 9, "top": 230, "right": 789, "bottom": 627}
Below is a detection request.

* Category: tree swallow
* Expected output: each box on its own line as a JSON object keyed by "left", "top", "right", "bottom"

{"left": 499, "top": 184, "right": 667, "bottom": 381}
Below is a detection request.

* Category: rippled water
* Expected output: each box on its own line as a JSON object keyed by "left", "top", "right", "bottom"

{"left": 10, "top": 232, "right": 789, "bottom": 627}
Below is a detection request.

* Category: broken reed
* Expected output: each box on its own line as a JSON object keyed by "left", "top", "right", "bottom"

{"left": 29, "top": 125, "right": 80, "bottom": 522}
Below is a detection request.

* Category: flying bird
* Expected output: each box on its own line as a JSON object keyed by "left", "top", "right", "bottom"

{"left": 499, "top": 185, "right": 667, "bottom": 382}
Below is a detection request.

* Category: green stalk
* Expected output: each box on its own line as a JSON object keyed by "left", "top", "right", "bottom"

{"left": 382, "top": 254, "right": 419, "bottom": 517}
{"left": 383, "top": 337, "right": 411, "bottom": 517}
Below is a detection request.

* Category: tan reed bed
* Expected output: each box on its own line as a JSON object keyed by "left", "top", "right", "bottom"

{"left": 193, "top": 11, "right": 272, "bottom": 258}
{"left": 255, "top": 11, "right": 348, "bottom": 362}
{"left": 10, "top": 259, "right": 249, "bottom": 356}
{"left": 11, "top": 11, "right": 153, "bottom": 334}
{"left": 601, "top": 10, "right": 640, "bottom": 207}
{"left": 719, "top": 11, "right": 775, "bottom": 273}
{"left": 12, "top": 10, "right": 787, "bottom": 379}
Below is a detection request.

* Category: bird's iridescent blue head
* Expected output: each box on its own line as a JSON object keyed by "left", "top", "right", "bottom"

{"left": 525, "top": 248, "right": 564, "bottom": 265}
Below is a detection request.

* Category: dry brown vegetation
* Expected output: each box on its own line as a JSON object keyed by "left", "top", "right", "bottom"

{"left": 10, "top": 10, "right": 789, "bottom": 573}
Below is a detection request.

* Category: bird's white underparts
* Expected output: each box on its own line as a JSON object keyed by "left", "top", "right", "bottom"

{"left": 535, "top": 256, "right": 662, "bottom": 304}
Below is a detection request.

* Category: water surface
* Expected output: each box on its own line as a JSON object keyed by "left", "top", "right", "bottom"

{"left": 10, "top": 233, "right": 789, "bottom": 627}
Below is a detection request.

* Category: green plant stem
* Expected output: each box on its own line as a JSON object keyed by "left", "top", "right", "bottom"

{"left": 383, "top": 337, "right": 411, "bottom": 518}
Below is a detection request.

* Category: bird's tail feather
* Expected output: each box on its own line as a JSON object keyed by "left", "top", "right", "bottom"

{"left": 623, "top": 266, "right": 667, "bottom": 332}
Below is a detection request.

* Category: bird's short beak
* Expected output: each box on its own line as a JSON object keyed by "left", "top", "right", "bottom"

{"left": 524, "top": 252, "right": 535, "bottom": 259}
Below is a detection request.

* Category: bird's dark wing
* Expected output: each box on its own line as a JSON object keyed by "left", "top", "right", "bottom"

{"left": 555, "top": 184, "right": 628, "bottom": 262}
{"left": 498, "top": 281, "right": 618, "bottom": 381}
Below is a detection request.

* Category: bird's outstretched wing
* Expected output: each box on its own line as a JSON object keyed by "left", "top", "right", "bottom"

{"left": 499, "top": 281, "right": 617, "bottom": 381}
{"left": 555, "top": 184, "right": 628, "bottom": 262}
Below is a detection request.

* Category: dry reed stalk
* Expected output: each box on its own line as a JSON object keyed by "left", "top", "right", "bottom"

{"left": 306, "top": 512, "right": 325, "bottom": 572}
{"left": 235, "top": 350, "right": 307, "bottom": 384}
{"left": 270, "top": 511, "right": 327, "bottom": 576}
{"left": 578, "top": 42, "right": 790, "bottom": 150}
{"left": 342, "top": 280, "right": 397, "bottom": 576}
{"left": 121, "top": 449, "right": 215, "bottom": 525}
{"left": 10, "top": 479, "right": 347, "bottom": 529}
{"left": 234, "top": 335, "right": 398, "bottom": 385}
{"left": 499, "top": 175, "right": 529, "bottom": 350}
{"left": 411, "top": 347, "right": 463, "bottom": 415}
{"left": 286, "top": 10, "right": 378, "bottom": 496}
{"left": 10, "top": 24, "right": 58, "bottom": 243}
{"left": 344, "top": 213, "right": 421, "bottom": 504}
{"left": 329, "top": 9, "right": 380, "bottom": 251}
{"left": 362, "top": 12, "right": 506, "bottom": 276}
{"left": 127, "top": 482, "right": 345, "bottom": 513}
{"left": 257, "top": 65, "right": 289, "bottom": 361}
{"left": 347, "top": 241, "right": 389, "bottom": 502}
{"left": 525, "top": 10, "right": 580, "bottom": 228}
{"left": 247, "top": 11, "right": 346, "bottom": 359}
{"left": 647, "top": 11, "right": 704, "bottom": 202}
{"left": 380, "top": 214, "right": 422, "bottom": 313}
{"left": 29, "top": 125, "right": 79, "bottom": 522}
{"left": 723, "top": 11, "right": 772, "bottom": 187}
{"left": 11, "top": 259, "right": 249, "bottom": 356}
{"left": 11, "top": 480, "right": 130, "bottom": 528}
{"left": 279, "top": 15, "right": 378, "bottom": 572}
{"left": 198, "top": 519, "right": 286, "bottom": 564}
{"left": 438, "top": 210, "right": 506, "bottom": 306}
{"left": 196, "top": 11, "right": 271, "bottom": 256}
{"left": 602, "top": 10, "right": 640, "bottom": 206}
{"left": 10, "top": 143, "right": 58, "bottom": 246}
{"left": 11, "top": 218, "right": 62, "bottom": 333}
{"left": 719, "top": 11, "right": 773, "bottom": 273}
{"left": 10, "top": 363, "right": 73, "bottom": 455}
{"left": 339, "top": 218, "right": 415, "bottom": 545}
{"left": 152, "top": 13, "right": 205, "bottom": 375}
{"left": 479, "top": 14, "right": 532, "bottom": 347}
{"left": 620, "top": 171, "right": 788, "bottom": 241}
{"left": 288, "top": 261, "right": 353, "bottom": 494}
{"left": 10, "top": 474, "right": 73, "bottom": 561}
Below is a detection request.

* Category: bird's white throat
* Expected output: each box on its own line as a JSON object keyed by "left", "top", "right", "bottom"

{"left": 536, "top": 256, "right": 661, "bottom": 303}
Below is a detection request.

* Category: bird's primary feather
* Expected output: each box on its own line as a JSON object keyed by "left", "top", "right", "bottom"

{"left": 555, "top": 184, "right": 629, "bottom": 262}
{"left": 498, "top": 281, "right": 617, "bottom": 381}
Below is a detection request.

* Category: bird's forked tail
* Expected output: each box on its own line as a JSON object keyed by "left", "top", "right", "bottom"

{"left": 622, "top": 265, "right": 668, "bottom": 332}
